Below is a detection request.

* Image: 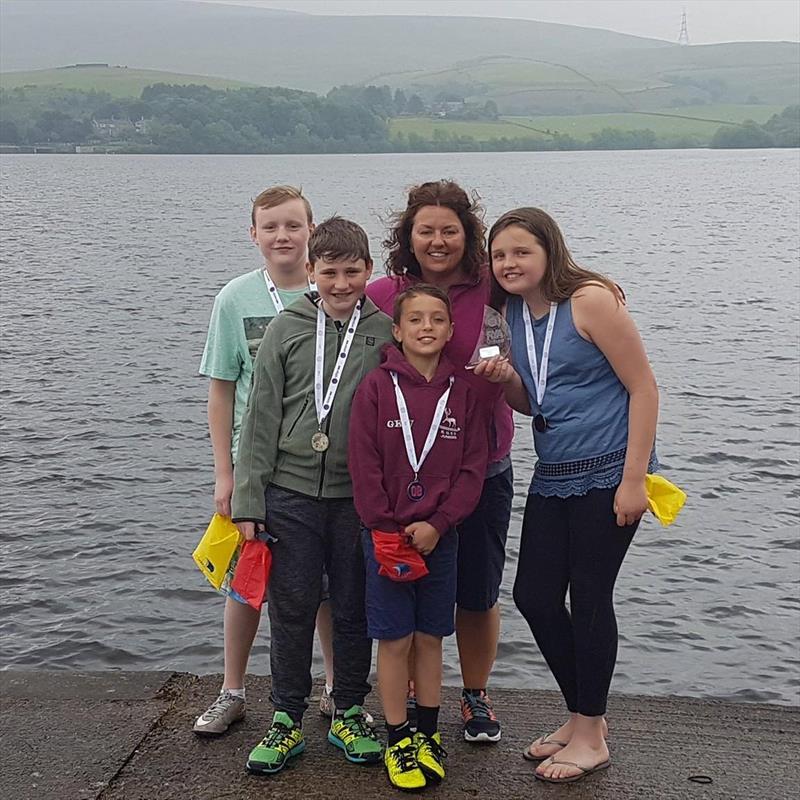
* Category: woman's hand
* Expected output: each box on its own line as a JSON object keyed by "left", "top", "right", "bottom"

{"left": 613, "top": 478, "right": 648, "bottom": 527}
{"left": 405, "top": 521, "right": 440, "bottom": 555}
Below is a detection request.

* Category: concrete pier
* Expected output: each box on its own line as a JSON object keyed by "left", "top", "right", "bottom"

{"left": 1, "top": 671, "right": 797, "bottom": 800}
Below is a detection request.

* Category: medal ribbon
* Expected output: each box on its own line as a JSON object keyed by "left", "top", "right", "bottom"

{"left": 522, "top": 301, "right": 558, "bottom": 407}
{"left": 390, "top": 371, "right": 454, "bottom": 480}
{"left": 262, "top": 269, "right": 314, "bottom": 313}
{"left": 314, "top": 299, "right": 362, "bottom": 429}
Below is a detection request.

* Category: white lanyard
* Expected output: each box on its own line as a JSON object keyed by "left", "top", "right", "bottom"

{"left": 314, "top": 300, "right": 362, "bottom": 428}
{"left": 390, "top": 371, "right": 454, "bottom": 479}
{"left": 262, "top": 269, "right": 314, "bottom": 313}
{"left": 522, "top": 301, "right": 558, "bottom": 407}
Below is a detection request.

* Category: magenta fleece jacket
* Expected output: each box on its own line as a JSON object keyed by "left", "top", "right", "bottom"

{"left": 349, "top": 344, "right": 488, "bottom": 535}
{"left": 366, "top": 273, "right": 514, "bottom": 466}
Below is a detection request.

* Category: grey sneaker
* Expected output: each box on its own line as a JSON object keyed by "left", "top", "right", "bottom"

{"left": 319, "top": 686, "right": 334, "bottom": 718}
{"left": 193, "top": 690, "right": 246, "bottom": 736}
{"left": 319, "top": 687, "right": 375, "bottom": 726}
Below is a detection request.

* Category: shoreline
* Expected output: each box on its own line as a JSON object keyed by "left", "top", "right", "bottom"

{"left": 3, "top": 670, "right": 797, "bottom": 799}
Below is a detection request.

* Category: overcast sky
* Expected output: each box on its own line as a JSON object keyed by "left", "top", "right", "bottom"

{"left": 201, "top": 0, "right": 800, "bottom": 44}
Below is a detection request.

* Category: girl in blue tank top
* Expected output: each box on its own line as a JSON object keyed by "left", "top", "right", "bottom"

{"left": 475, "top": 207, "right": 659, "bottom": 785}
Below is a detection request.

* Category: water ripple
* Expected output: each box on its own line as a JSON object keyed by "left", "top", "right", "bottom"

{"left": 1, "top": 150, "right": 798, "bottom": 705}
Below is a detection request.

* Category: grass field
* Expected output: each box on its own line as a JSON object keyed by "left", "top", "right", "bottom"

{"left": 390, "top": 105, "right": 785, "bottom": 142}
{"left": 0, "top": 66, "right": 253, "bottom": 97}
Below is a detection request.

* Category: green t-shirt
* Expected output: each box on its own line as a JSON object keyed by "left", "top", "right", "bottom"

{"left": 199, "top": 268, "right": 307, "bottom": 459}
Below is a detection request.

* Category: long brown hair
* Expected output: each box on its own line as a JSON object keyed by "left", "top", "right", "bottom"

{"left": 383, "top": 180, "right": 487, "bottom": 282}
{"left": 488, "top": 207, "right": 622, "bottom": 310}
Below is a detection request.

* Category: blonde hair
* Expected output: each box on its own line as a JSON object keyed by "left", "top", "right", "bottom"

{"left": 251, "top": 185, "right": 313, "bottom": 226}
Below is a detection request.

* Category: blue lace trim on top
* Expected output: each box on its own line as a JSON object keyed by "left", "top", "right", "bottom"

{"left": 529, "top": 447, "right": 660, "bottom": 498}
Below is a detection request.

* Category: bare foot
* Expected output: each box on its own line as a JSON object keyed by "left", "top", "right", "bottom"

{"left": 526, "top": 716, "right": 608, "bottom": 760}
{"left": 535, "top": 738, "right": 610, "bottom": 782}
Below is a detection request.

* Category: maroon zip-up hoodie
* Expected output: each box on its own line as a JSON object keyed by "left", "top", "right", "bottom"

{"left": 349, "top": 344, "right": 488, "bottom": 535}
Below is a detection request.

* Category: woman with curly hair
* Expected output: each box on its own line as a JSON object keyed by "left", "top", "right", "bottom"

{"left": 366, "top": 180, "right": 514, "bottom": 745}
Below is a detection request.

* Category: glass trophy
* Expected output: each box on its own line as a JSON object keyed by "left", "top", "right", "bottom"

{"left": 467, "top": 306, "right": 512, "bottom": 368}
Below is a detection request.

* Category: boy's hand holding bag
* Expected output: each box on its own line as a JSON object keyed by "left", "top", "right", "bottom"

{"left": 371, "top": 529, "right": 429, "bottom": 582}
{"left": 230, "top": 533, "right": 276, "bottom": 611}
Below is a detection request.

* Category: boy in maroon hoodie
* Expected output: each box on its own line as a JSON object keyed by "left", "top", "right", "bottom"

{"left": 349, "top": 285, "right": 488, "bottom": 791}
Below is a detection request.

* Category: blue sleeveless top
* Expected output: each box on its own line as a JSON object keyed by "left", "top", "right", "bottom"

{"left": 506, "top": 296, "right": 658, "bottom": 497}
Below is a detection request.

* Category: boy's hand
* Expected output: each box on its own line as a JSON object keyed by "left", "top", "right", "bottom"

{"left": 405, "top": 522, "right": 440, "bottom": 555}
{"left": 473, "top": 355, "right": 516, "bottom": 384}
{"left": 214, "top": 471, "right": 234, "bottom": 517}
{"left": 235, "top": 521, "right": 266, "bottom": 541}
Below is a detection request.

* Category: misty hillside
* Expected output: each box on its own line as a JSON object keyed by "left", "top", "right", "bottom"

{"left": 0, "top": 0, "right": 675, "bottom": 91}
{"left": 1, "top": 0, "right": 797, "bottom": 114}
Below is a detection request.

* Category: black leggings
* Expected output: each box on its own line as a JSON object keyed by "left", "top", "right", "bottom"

{"left": 513, "top": 487, "right": 638, "bottom": 717}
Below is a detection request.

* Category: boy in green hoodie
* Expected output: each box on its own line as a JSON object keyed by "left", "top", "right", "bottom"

{"left": 231, "top": 217, "right": 393, "bottom": 775}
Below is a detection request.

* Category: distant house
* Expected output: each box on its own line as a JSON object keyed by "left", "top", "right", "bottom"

{"left": 431, "top": 100, "right": 466, "bottom": 117}
{"left": 92, "top": 117, "right": 147, "bottom": 139}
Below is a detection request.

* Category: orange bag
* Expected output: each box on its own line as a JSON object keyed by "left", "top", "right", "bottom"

{"left": 230, "top": 538, "right": 272, "bottom": 610}
{"left": 371, "top": 529, "right": 429, "bottom": 582}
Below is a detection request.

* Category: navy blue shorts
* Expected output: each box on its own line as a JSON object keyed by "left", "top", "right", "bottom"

{"left": 456, "top": 465, "right": 514, "bottom": 612}
{"left": 362, "top": 528, "right": 458, "bottom": 640}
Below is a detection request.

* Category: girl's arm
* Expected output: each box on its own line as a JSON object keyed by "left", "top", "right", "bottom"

{"left": 472, "top": 357, "right": 532, "bottom": 415}
{"left": 573, "top": 284, "right": 659, "bottom": 527}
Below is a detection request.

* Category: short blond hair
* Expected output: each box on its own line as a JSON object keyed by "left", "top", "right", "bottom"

{"left": 251, "top": 185, "right": 313, "bottom": 226}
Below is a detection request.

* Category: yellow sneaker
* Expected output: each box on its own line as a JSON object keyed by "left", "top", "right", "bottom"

{"left": 384, "top": 736, "right": 426, "bottom": 791}
{"left": 413, "top": 731, "right": 446, "bottom": 782}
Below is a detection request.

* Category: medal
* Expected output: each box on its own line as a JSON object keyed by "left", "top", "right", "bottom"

{"left": 391, "top": 371, "right": 454, "bottom": 503}
{"left": 311, "top": 431, "right": 330, "bottom": 452}
{"left": 522, "top": 301, "right": 558, "bottom": 434}
{"left": 312, "top": 298, "right": 362, "bottom": 453}
{"left": 407, "top": 480, "right": 426, "bottom": 502}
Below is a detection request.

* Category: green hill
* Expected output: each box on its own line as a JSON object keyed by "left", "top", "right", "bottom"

{"left": 390, "top": 105, "right": 786, "bottom": 145}
{"left": 376, "top": 47, "right": 799, "bottom": 116}
{"left": 0, "top": 65, "right": 253, "bottom": 97}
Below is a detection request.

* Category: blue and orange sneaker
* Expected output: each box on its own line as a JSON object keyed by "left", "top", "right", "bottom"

{"left": 460, "top": 689, "right": 501, "bottom": 742}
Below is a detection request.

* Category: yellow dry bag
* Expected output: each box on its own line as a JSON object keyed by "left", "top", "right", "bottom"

{"left": 645, "top": 474, "right": 687, "bottom": 526}
{"left": 192, "top": 514, "right": 242, "bottom": 590}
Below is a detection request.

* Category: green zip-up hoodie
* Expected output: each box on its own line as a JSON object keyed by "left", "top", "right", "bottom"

{"left": 231, "top": 293, "right": 393, "bottom": 521}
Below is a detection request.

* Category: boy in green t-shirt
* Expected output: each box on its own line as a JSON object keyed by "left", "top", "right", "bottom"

{"left": 231, "top": 217, "right": 393, "bottom": 775}
{"left": 194, "top": 186, "right": 336, "bottom": 734}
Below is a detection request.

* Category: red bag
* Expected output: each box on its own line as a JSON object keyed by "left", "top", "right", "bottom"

{"left": 371, "top": 529, "right": 429, "bottom": 583}
{"left": 231, "top": 538, "right": 272, "bottom": 610}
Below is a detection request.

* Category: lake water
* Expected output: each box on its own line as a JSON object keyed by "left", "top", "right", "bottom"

{"left": 1, "top": 150, "right": 798, "bottom": 706}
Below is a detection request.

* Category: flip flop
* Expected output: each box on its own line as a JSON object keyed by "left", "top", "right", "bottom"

{"left": 534, "top": 757, "right": 611, "bottom": 784}
{"left": 522, "top": 734, "right": 568, "bottom": 762}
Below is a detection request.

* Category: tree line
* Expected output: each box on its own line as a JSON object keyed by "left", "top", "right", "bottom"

{"left": 0, "top": 82, "right": 797, "bottom": 153}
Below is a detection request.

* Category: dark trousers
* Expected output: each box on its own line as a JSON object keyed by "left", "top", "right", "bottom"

{"left": 513, "top": 487, "right": 637, "bottom": 717}
{"left": 456, "top": 465, "right": 513, "bottom": 611}
{"left": 265, "top": 485, "right": 371, "bottom": 722}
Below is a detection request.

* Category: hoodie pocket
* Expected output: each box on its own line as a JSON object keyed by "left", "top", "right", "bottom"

{"left": 285, "top": 392, "right": 312, "bottom": 440}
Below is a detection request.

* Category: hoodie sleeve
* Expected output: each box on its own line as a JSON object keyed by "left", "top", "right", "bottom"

{"left": 427, "top": 387, "right": 489, "bottom": 535}
{"left": 348, "top": 373, "right": 399, "bottom": 532}
{"left": 231, "top": 323, "right": 284, "bottom": 522}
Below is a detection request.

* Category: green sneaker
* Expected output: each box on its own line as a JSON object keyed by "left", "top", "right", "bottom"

{"left": 385, "top": 736, "right": 426, "bottom": 791}
{"left": 414, "top": 731, "right": 447, "bottom": 782}
{"left": 328, "top": 705, "right": 383, "bottom": 764}
{"left": 246, "top": 711, "right": 305, "bottom": 775}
